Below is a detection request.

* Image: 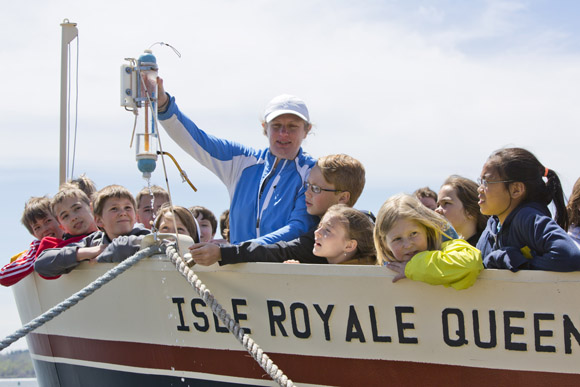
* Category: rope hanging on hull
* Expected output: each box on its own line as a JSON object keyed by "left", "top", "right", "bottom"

{"left": 1, "top": 243, "right": 295, "bottom": 387}
{"left": 166, "top": 243, "right": 294, "bottom": 387}
{"left": 0, "top": 246, "right": 159, "bottom": 351}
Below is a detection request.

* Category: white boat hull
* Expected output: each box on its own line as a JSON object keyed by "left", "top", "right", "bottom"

{"left": 12, "top": 254, "right": 580, "bottom": 386}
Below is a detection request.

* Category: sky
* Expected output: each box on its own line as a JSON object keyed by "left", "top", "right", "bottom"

{"left": 1, "top": 0, "right": 580, "bottom": 352}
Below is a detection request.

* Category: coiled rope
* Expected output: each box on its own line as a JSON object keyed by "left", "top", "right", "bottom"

{"left": 0, "top": 245, "right": 159, "bottom": 351}
{"left": 163, "top": 242, "right": 295, "bottom": 387}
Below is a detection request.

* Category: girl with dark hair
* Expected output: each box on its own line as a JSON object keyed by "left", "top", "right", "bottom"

{"left": 436, "top": 175, "right": 489, "bottom": 247}
{"left": 568, "top": 178, "right": 580, "bottom": 246}
{"left": 476, "top": 147, "right": 580, "bottom": 272}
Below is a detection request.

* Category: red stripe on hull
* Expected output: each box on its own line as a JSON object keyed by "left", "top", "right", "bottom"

{"left": 28, "top": 333, "right": 580, "bottom": 386}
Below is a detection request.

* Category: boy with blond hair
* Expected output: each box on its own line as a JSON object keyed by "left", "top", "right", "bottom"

{"left": 1, "top": 197, "right": 64, "bottom": 286}
{"left": 35, "top": 185, "right": 150, "bottom": 277}
{"left": 136, "top": 185, "right": 170, "bottom": 229}
{"left": 189, "top": 154, "right": 367, "bottom": 265}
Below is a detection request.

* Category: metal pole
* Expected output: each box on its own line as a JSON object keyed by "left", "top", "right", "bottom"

{"left": 59, "top": 19, "right": 78, "bottom": 186}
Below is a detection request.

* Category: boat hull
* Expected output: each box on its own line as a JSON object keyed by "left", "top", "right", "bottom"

{"left": 12, "top": 255, "right": 580, "bottom": 386}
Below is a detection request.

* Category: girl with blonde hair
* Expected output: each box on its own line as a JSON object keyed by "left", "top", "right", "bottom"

{"left": 374, "top": 194, "right": 482, "bottom": 290}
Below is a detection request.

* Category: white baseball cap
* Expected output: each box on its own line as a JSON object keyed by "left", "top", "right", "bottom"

{"left": 264, "top": 94, "right": 310, "bottom": 123}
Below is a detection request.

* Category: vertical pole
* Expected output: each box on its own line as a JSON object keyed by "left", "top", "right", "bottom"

{"left": 59, "top": 20, "right": 78, "bottom": 186}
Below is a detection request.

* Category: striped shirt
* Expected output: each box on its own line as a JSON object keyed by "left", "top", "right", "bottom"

{"left": 0, "top": 240, "right": 41, "bottom": 287}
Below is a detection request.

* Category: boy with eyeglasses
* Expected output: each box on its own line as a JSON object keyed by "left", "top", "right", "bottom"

{"left": 188, "top": 154, "right": 368, "bottom": 265}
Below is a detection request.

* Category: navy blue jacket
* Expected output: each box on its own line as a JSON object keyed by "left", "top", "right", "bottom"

{"left": 476, "top": 202, "right": 580, "bottom": 272}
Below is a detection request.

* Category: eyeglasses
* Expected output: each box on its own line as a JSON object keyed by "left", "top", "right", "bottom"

{"left": 477, "top": 178, "right": 514, "bottom": 188}
{"left": 304, "top": 182, "right": 341, "bottom": 194}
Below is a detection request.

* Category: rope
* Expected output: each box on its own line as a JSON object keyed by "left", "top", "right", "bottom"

{"left": 0, "top": 246, "right": 159, "bottom": 352}
{"left": 163, "top": 243, "right": 295, "bottom": 387}
{"left": 0, "top": 242, "right": 295, "bottom": 386}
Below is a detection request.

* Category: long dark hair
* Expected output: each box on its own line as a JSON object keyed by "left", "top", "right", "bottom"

{"left": 567, "top": 178, "right": 580, "bottom": 227}
{"left": 486, "top": 147, "right": 568, "bottom": 230}
{"left": 442, "top": 175, "right": 488, "bottom": 234}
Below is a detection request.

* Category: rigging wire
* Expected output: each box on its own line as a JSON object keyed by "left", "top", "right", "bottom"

{"left": 149, "top": 42, "right": 181, "bottom": 58}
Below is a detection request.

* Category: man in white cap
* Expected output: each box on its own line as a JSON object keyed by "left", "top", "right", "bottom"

{"left": 156, "top": 78, "right": 317, "bottom": 245}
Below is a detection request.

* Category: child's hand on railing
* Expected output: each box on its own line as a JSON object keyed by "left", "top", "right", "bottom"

{"left": 385, "top": 261, "right": 408, "bottom": 283}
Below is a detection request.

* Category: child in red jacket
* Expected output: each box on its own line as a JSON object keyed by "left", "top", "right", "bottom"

{"left": 0, "top": 187, "right": 98, "bottom": 286}
{"left": 1, "top": 196, "right": 64, "bottom": 286}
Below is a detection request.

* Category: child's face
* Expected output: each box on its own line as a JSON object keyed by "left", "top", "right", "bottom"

{"left": 195, "top": 214, "right": 214, "bottom": 243}
{"left": 313, "top": 214, "right": 352, "bottom": 264}
{"left": 477, "top": 162, "right": 518, "bottom": 224}
{"left": 137, "top": 195, "right": 167, "bottom": 229}
{"left": 436, "top": 185, "right": 472, "bottom": 237}
{"left": 419, "top": 196, "right": 437, "bottom": 211}
{"left": 54, "top": 197, "right": 97, "bottom": 236}
{"left": 95, "top": 197, "right": 136, "bottom": 240}
{"left": 157, "top": 211, "right": 190, "bottom": 237}
{"left": 304, "top": 166, "right": 341, "bottom": 217}
{"left": 385, "top": 218, "right": 428, "bottom": 262}
{"left": 30, "top": 214, "right": 63, "bottom": 240}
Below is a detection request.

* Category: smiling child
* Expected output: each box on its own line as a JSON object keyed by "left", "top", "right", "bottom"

{"left": 375, "top": 194, "right": 483, "bottom": 290}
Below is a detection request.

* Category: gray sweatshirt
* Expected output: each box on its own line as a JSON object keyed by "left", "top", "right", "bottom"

{"left": 34, "top": 225, "right": 150, "bottom": 277}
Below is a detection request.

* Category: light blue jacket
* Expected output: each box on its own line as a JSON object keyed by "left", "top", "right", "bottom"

{"left": 158, "top": 95, "right": 318, "bottom": 245}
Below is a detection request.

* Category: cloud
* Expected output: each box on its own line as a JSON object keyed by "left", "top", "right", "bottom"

{"left": 3, "top": 0, "right": 580, "bottom": 242}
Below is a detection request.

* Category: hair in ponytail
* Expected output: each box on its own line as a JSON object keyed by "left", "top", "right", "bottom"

{"left": 486, "top": 147, "right": 569, "bottom": 230}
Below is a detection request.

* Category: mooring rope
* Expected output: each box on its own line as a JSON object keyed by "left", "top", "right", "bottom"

{"left": 0, "top": 242, "right": 295, "bottom": 386}
{"left": 0, "top": 246, "right": 159, "bottom": 352}
{"left": 163, "top": 243, "right": 295, "bottom": 387}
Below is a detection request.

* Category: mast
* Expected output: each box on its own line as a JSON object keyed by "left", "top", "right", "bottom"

{"left": 59, "top": 19, "right": 78, "bottom": 186}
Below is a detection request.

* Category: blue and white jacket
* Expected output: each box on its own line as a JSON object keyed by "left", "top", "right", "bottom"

{"left": 476, "top": 202, "right": 580, "bottom": 272}
{"left": 158, "top": 95, "right": 318, "bottom": 245}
